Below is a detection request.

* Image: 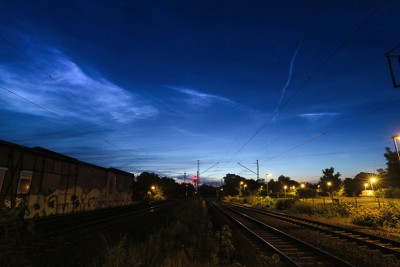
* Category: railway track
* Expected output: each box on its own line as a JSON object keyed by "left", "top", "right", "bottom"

{"left": 226, "top": 202, "right": 400, "bottom": 259}
{"left": 212, "top": 201, "right": 355, "bottom": 267}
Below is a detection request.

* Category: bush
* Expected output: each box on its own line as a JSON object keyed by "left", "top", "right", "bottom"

{"left": 330, "top": 202, "right": 355, "bottom": 217}
{"left": 351, "top": 202, "right": 400, "bottom": 228}
{"left": 247, "top": 196, "right": 274, "bottom": 208}
{"left": 382, "top": 188, "right": 400, "bottom": 198}
{"left": 275, "top": 199, "right": 297, "bottom": 210}
{"left": 351, "top": 208, "right": 380, "bottom": 227}
{"left": 101, "top": 200, "right": 234, "bottom": 266}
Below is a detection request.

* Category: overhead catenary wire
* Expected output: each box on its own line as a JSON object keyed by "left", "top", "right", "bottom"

{"left": 0, "top": 33, "right": 147, "bottom": 156}
{"left": 0, "top": 82, "right": 142, "bottom": 165}
{"left": 267, "top": 97, "right": 400, "bottom": 161}
{"left": 219, "top": 0, "right": 327, "bottom": 170}
{"left": 222, "top": 0, "right": 389, "bottom": 168}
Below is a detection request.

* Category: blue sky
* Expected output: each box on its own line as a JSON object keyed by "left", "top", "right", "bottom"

{"left": 1, "top": 0, "right": 400, "bottom": 184}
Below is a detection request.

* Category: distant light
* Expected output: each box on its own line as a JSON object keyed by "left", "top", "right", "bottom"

{"left": 370, "top": 177, "right": 377, "bottom": 183}
{"left": 300, "top": 184, "right": 305, "bottom": 188}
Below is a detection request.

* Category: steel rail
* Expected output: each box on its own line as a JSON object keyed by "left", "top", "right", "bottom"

{"left": 213, "top": 201, "right": 355, "bottom": 267}
{"left": 228, "top": 202, "right": 400, "bottom": 258}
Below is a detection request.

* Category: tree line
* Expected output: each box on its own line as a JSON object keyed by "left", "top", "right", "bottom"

{"left": 131, "top": 147, "right": 400, "bottom": 201}
{"left": 220, "top": 147, "right": 400, "bottom": 198}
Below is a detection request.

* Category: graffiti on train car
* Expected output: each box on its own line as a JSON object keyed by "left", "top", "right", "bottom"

{"left": 4, "top": 186, "right": 132, "bottom": 218}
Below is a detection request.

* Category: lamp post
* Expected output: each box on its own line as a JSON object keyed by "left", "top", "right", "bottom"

{"left": 327, "top": 181, "right": 332, "bottom": 197}
{"left": 284, "top": 185, "right": 287, "bottom": 198}
{"left": 370, "top": 177, "right": 377, "bottom": 192}
{"left": 392, "top": 135, "right": 400, "bottom": 164}
{"left": 240, "top": 181, "right": 244, "bottom": 196}
{"left": 265, "top": 173, "right": 271, "bottom": 197}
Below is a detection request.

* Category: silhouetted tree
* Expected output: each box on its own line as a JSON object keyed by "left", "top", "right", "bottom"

{"left": 296, "top": 188, "right": 317, "bottom": 199}
{"left": 343, "top": 178, "right": 358, "bottom": 197}
{"left": 318, "top": 167, "right": 342, "bottom": 194}
{"left": 198, "top": 184, "right": 217, "bottom": 198}
{"left": 377, "top": 147, "right": 400, "bottom": 187}
{"left": 222, "top": 173, "right": 245, "bottom": 195}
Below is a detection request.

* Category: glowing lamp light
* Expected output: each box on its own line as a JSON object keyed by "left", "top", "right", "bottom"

{"left": 370, "top": 177, "right": 377, "bottom": 191}
{"left": 364, "top": 183, "right": 368, "bottom": 190}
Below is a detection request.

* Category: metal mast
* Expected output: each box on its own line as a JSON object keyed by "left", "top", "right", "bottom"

{"left": 196, "top": 160, "right": 200, "bottom": 190}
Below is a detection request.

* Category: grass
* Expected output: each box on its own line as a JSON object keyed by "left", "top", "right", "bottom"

{"left": 224, "top": 196, "right": 400, "bottom": 232}
{"left": 101, "top": 199, "right": 237, "bottom": 267}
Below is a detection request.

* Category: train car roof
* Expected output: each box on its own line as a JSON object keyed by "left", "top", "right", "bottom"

{"left": 0, "top": 139, "right": 132, "bottom": 175}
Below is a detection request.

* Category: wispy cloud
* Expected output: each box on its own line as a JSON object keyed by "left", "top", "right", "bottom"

{"left": 297, "top": 112, "right": 341, "bottom": 122}
{"left": 273, "top": 40, "right": 302, "bottom": 121}
{"left": 170, "top": 86, "right": 234, "bottom": 106}
{"left": 0, "top": 46, "right": 158, "bottom": 124}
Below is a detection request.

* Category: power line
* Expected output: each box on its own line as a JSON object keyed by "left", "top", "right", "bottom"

{"left": 223, "top": 0, "right": 389, "bottom": 167}
{"left": 267, "top": 97, "right": 400, "bottom": 161}
{"left": 0, "top": 82, "right": 141, "bottom": 163}
{"left": 0, "top": 33, "right": 147, "bottom": 154}
{"left": 220, "top": 0, "right": 326, "bottom": 169}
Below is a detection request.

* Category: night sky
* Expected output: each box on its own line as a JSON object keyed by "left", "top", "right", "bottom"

{"left": 1, "top": 0, "right": 400, "bottom": 184}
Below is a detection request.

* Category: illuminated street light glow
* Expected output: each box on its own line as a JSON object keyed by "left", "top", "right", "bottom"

{"left": 300, "top": 184, "right": 305, "bottom": 188}
{"left": 392, "top": 134, "right": 400, "bottom": 163}
{"left": 364, "top": 183, "right": 368, "bottom": 190}
{"left": 265, "top": 173, "right": 271, "bottom": 197}
{"left": 151, "top": 185, "right": 156, "bottom": 190}
{"left": 327, "top": 181, "right": 332, "bottom": 197}
{"left": 370, "top": 177, "right": 377, "bottom": 192}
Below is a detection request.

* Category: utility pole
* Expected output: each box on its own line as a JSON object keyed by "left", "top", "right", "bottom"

{"left": 184, "top": 172, "right": 187, "bottom": 198}
{"left": 196, "top": 160, "right": 200, "bottom": 191}
{"left": 256, "top": 160, "right": 259, "bottom": 181}
{"left": 237, "top": 160, "right": 259, "bottom": 180}
{"left": 385, "top": 44, "right": 400, "bottom": 88}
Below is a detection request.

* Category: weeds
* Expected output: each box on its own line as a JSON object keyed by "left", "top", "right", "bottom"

{"left": 101, "top": 200, "right": 234, "bottom": 267}
{"left": 351, "top": 202, "right": 400, "bottom": 228}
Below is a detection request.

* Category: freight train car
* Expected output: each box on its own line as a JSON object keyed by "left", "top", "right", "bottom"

{"left": 0, "top": 140, "right": 134, "bottom": 218}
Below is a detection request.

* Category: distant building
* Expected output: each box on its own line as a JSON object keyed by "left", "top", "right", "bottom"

{"left": 360, "top": 190, "right": 374, "bottom": 197}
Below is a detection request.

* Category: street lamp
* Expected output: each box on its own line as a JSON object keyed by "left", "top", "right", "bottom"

{"left": 151, "top": 185, "right": 156, "bottom": 190}
{"left": 284, "top": 185, "right": 287, "bottom": 198}
{"left": 300, "top": 183, "right": 305, "bottom": 189}
{"left": 364, "top": 183, "right": 368, "bottom": 191}
{"left": 266, "top": 173, "right": 271, "bottom": 196}
{"left": 327, "top": 181, "right": 332, "bottom": 197}
{"left": 370, "top": 177, "right": 377, "bottom": 192}
{"left": 392, "top": 135, "right": 400, "bottom": 163}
